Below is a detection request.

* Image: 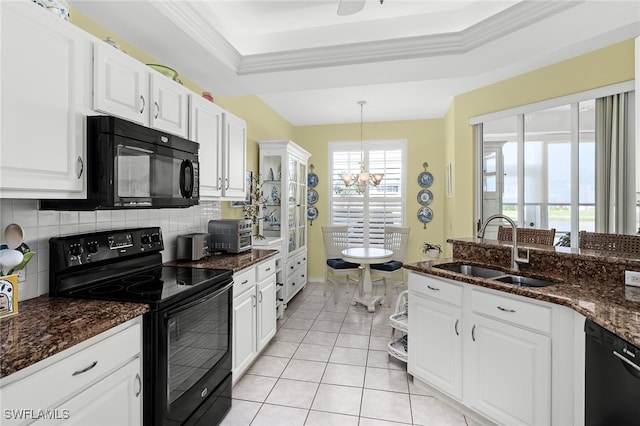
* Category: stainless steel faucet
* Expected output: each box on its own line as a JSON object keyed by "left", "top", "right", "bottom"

{"left": 477, "top": 214, "right": 529, "bottom": 272}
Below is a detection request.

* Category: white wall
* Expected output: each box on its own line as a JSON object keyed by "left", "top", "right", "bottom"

{"left": 0, "top": 200, "right": 221, "bottom": 301}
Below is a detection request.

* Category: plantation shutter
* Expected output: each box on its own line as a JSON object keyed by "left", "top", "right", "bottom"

{"left": 329, "top": 140, "right": 406, "bottom": 246}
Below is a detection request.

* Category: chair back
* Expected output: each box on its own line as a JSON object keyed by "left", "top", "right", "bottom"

{"left": 322, "top": 226, "right": 351, "bottom": 259}
{"left": 579, "top": 231, "right": 640, "bottom": 255}
{"left": 383, "top": 227, "right": 410, "bottom": 262}
{"left": 497, "top": 226, "right": 556, "bottom": 246}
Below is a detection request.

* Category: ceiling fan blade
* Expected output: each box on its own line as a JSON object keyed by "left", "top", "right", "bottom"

{"left": 337, "top": 0, "right": 366, "bottom": 16}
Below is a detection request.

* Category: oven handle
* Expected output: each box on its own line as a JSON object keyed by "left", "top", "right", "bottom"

{"left": 165, "top": 281, "right": 232, "bottom": 317}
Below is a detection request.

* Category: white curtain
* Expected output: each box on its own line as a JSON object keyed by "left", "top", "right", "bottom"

{"left": 595, "top": 92, "right": 633, "bottom": 233}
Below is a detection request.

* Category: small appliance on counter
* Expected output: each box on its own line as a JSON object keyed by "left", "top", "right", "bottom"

{"left": 208, "top": 219, "right": 252, "bottom": 253}
{"left": 177, "top": 232, "right": 210, "bottom": 261}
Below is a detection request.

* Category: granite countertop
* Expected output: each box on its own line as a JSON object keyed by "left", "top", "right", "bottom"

{"left": 168, "top": 248, "right": 278, "bottom": 272}
{"left": 0, "top": 296, "right": 148, "bottom": 379}
{"left": 405, "top": 258, "right": 640, "bottom": 347}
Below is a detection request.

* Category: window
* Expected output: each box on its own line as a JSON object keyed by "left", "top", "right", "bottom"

{"left": 329, "top": 140, "right": 407, "bottom": 246}
{"left": 473, "top": 82, "right": 636, "bottom": 247}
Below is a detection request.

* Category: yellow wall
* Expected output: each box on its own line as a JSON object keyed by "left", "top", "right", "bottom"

{"left": 444, "top": 39, "right": 635, "bottom": 242}
{"left": 294, "top": 120, "right": 446, "bottom": 279}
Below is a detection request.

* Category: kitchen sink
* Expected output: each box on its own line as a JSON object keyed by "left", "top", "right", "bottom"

{"left": 491, "top": 275, "right": 558, "bottom": 287}
{"left": 433, "top": 263, "right": 506, "bottom": 279}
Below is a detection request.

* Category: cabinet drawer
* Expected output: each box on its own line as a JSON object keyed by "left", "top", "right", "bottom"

{"left": 1, "top": 323, "right": 141, "bottom": 419}
{"left": 471, "top": 289, "right": 551, "bottom": 334}
{"left": 409, "top": 273, "right": 462, "bottom": 306}
{"left": 233, "top": 267, "right": 256, "bottom": 298}
{"left": 256, "top": 259, "right": 276, "bottom": 282}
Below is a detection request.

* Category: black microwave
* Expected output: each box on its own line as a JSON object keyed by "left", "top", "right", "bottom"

{"left": 41, "top": 116, "right": 199, "bottom": 210}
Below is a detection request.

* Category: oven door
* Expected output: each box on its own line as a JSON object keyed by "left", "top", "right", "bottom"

{"left": 149, "top": 280, "right": 232, "bottom": 426}
{"left": 114, "top": 136, "right": 199, "bottom": 208}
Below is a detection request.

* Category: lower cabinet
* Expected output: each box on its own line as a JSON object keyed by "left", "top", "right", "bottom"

{"left": 0, "top": 318, "right": 142, "bottom": 426}
{"left": 408, "top": 271, "right": 574, "bottom": 426}
{"left": 232, "top": 259, "right": 277, "bottom": 383}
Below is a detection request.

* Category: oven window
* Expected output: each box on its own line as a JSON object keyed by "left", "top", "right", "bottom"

{"left": 167, "top": 289, "right": 229, "bottom": 404}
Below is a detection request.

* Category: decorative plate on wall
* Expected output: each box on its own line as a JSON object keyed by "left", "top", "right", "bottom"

{"left": 308, "top": 173, "right": 319, "bottom": 188}
{"left": 307, "top": 206, "right": 319, "bottom": 222}
{"left": 418, "top": 171, "right": 434, "bottom": 188}
{"left": 417, "top": 207, "right": 433, "bottom": 228}
{"left": 307, "top": 189, "right": 319, "bottom": 204}
{"left": 417, "top": 189, "right": 433, "bottom": 206}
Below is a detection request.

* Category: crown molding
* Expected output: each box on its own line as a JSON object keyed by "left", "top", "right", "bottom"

{"left": 236, "top": 0, "right": 581, "bottom": 75}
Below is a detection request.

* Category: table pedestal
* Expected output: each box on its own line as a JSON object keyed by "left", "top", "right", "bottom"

{"left": 341, "top": 247, "right": 393, "bottom": 313}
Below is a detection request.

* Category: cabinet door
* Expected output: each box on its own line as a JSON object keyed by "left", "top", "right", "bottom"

{"left": 467, "top": 315, "right": 551, "bottom": 426}
{"left": 232, "top": 289, "right": 257, "bottom": 377}
{"left": 93, "top": 41, "right": 149, "bottom": 126}
{"left": 408, "top": 293, "right": 462, "bottom": 400}
{"left": 36, "top": 358, "right": 141, "bottom": 426}
{"left": 189, "top": 96, "right": 223, "bottom": 198}
{"left": 150, "top": 74, "right": 188, "bottom": 138}
{"left": 0, "top": 2, "right": 86, "bottom": 197}
{"left": 223, "top": 112, "right": 247, "bottom": 198}
{"left": 257, "top": 275, "right": 277, "bottom": 351}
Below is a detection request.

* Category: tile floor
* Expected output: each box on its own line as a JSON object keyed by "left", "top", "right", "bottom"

{"left": 222, "top": 281, "right": 485, "bottom": 426}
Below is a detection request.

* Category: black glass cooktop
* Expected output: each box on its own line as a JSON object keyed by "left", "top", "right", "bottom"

{"left": 67, "top": 266, "right": 232, "bottom": 308}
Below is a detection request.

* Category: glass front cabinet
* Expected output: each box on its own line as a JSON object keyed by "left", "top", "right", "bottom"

{"left": 259, "top": 140, "right": 311, "bottom": 305}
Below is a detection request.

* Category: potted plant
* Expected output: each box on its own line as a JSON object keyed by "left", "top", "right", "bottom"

{"left": 421, "top": 242, "right": 442, "bottom": 260}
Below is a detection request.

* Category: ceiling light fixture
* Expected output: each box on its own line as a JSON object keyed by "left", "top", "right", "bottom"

{"left": 341, "top": 100, "right": 384, "bottom": 193}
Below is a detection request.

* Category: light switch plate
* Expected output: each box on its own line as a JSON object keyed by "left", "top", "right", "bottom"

{"left": 625, "top": 270, "right": 640, "bottom": 287}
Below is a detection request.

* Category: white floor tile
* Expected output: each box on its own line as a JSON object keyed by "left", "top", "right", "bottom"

{"left": 358, "top": 417, "right": 412, "bottom": 426}
{"left": 317, "top": 311, "right": 347, "bottom": 322}
{"left": 246, "top": 355, "right": 290, "bottom": 378}
{"left": 251, "top": 404, "right": 308, "bottom": 426}
{"left": 343, "top": 312, "right": 374, "bottom": 324}
{"left": 360, "top": 389, "right": 412, "bottom": 424}
{"left": 303, "top": 330, "right": 339, "bottom": 346}
{"left": 311, "top": 320, "right": 343, "bottom": 333}
{"left": 340, "top": 322, "right": 373, "bottom": 336}
{"left": 265, "top": 379, "right": 319, "bottom": 409}
{"left": 410, "top": 394, "right": 467, "bottom": 426}
{"left": 274, "top": 328, "right": 308, "bottom": 343}
{"left": 321, "top": 363, "right": 365, "bottom": 388}
{"left": 304, "top": 410, "right": 359, "bottom": 426}
{"left": 366, "top": 350, "right": 406, "bottom": 370}
{"left": 335, "top": 333, "right": 370, "bottom": 349}
{"left": 290, "top": 310, "right": 322, "bottom": 320}
{"left": 281, "top": 359, "right": 327, "bottom": 383}
{"left": 293, "top": 343, "right": 334, "bottom": 362}
{"left": 282, "top": 318, "right": 315, "bottom": 331}
{"left": 369, "top": 336, "right": 390, "bottom": 351}
{"left": 409, "top": 378, "right": 432, "bottom": 396}
{"left": 329, "top": 347, "right": 368, "bottom": 366}
{"left": 263, "top": 340, "right": 300, "bottom": 358}
{"left": 364, "top": 367, "right": 409, "bottom": 393}
{"left": 219, "top": 399, "right": 261, "bottom": 426}
{"left": 232, "top": 374, "right": 277, "bottom": 402}
{"left": 310, "top": 383, "right": 363, "bottom": 416}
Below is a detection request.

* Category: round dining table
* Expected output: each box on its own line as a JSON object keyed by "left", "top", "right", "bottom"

{"left": 341, "top": 247, "right": 393, "bottom": 312}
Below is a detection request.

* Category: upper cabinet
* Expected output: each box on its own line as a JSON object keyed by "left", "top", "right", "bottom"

{"left": 0, "top": 2, "right": 89, "bottom": 199}
{"left": 189, "top": 95, "right": 246, "bottom": 200}
{"left": 94, "top": 42, "right": 189, "bottom": 138}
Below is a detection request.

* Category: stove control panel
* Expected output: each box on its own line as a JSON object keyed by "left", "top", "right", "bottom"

{"left": 50, "top": 227, "right": 164, "bottom": 269}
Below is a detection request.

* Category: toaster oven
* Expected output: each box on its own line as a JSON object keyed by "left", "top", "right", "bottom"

{"left": 208, "top": 219, "right": 252, "bottom": 254}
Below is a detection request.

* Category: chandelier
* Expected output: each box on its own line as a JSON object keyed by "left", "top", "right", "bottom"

{"left": 340, "top": 101, "right": 384, "bottom": 192}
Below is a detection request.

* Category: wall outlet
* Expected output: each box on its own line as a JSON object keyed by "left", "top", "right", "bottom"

{"left": 17, "top": 269, "right": 26, "bottom": 283}
{"left": 625, "top": 270, "right": 640, "bottom": 287}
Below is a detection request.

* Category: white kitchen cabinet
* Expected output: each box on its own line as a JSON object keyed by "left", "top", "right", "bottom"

{"left": 0, "top": 2, "right": 88, "bottom": 199}
{"left": 467, "top": 313, "right": 551, "bottom": 426}
{"left": 0, "top": 318, "right": 142, "bottom": 426}
{"left": 222, "top": 111, "right": 247, "bottom": 199}
{"left": 409, "top": 292, "right": 462, "bottom": 400}
{"left": 189, "top": 95, "right": 224, "bottom": 198}
{"left": 232, "top": 258, "right": 277, "bottom": 383}
{"left": 93, "top": 41, "right": 189, "bottom": 138}
{"left": 93, "top": 41, "right": 149, "bottom": 126}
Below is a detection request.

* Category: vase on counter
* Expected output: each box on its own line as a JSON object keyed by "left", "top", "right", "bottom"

{"left": 422, "top": 249, "right": 440, "bottom": 261}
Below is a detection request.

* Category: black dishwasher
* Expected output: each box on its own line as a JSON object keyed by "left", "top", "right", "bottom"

{"left": 585, "top": 319, "right": 640, "bottom": 425}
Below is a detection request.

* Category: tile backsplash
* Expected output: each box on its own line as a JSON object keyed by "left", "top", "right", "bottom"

{"left": 0, "top": 199, "right": 221, "bottom": 301}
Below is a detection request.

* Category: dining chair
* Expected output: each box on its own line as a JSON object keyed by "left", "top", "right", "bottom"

{"left": 371, "top": 226, "right": 411, "bottom": 297}
{"left": 497, "top": 226, "right": 556, "bottom": 246}
{"left": 579, "top": 231, "right": 640, "bottom": 255}
{"left": 322, "top": 225, "right": 362, "bottom": 304}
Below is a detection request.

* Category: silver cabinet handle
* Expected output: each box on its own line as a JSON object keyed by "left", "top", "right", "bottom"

{"left": 217, "top": 177, "right": 222, "bottom": 190}
{"left": 471, "top": 325, "right": 476, "bottom": 342}
{"left": 139, "top": 95, "right": 145, "bottom": 113}
{"left": 154, "top": 101, "right": 159, "bottom": 119}
{"left": 613, "top": 351, "right": 640, "bottom": 372}
{"left": 265, "top": 267, "right": 271, "bottom": 271}
{"left": 259, "top": 291, "right": 263, "bottom": 303}
{"left": 497, "top": 306, "right": 516, "bottom": 313}
{"left": 454, "top": 319, "right": 459, "bottom": 336}
{"left": 427, "top": 285, "right": 440, "bottom": 291}
{"left": 241, "top": 279, "right": 248, "bottom": 285}
{"left": 72, "top": 360, "right": 97, "bottom": 376}
{"left": 252, "top": 294, "right": 256, "bottom": 307}
{"left": 225, "top": 178, "right": 230, "bottom": 190}
{"left": 134, "top": 373, "right": 142, "bottom": 397}
{"left": 76, "top": 156, "right": 84, "bottom": 179}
